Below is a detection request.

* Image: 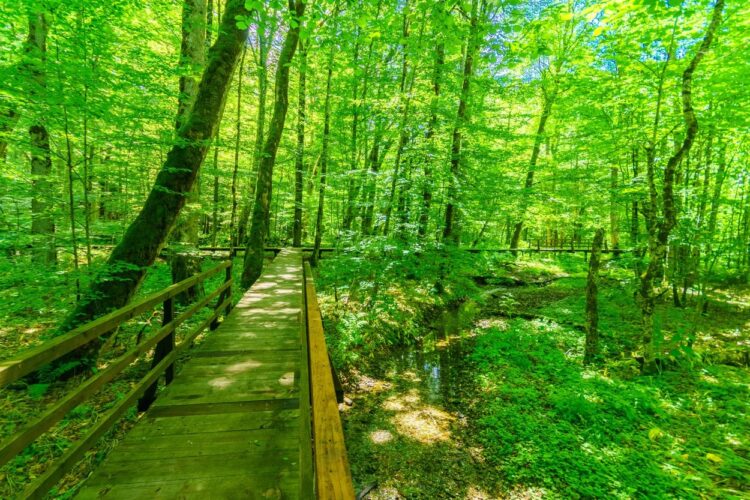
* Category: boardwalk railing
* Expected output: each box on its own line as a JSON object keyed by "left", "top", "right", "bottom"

{"left": 303, "top": 262, "right": 355, "bottom": 499}
{"left": 0, "top": 261, "right": 233, "bottom": 498}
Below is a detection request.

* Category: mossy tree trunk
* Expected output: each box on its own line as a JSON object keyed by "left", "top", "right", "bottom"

{"left": 60, "top": 0, "right": 251, "bottom": 339}
{"left": 171, "top": 0, "right": 209, "bottom": 305}
{"left": 584, "top": 228, "right": 604, "bottom": 365}
{"left": 241, "top": 0, "right": 306, "bottom": 288}
{"left": 27, "top": 9, "right": 56, "bottom": 266}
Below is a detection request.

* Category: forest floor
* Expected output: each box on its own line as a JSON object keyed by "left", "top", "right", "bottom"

{"left": 317, "top": 254, "right": 750, "bottom": 499}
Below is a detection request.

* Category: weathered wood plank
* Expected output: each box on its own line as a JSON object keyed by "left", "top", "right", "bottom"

{"left": 74, "top": 249, "right": 308, "bottom": 499}
{"left": 148, "top": 398, "right": 300, "bottom": 417}
{"left": 126, "top": 409, "right": 299, "bottom": 438}
{"left": 299, "top": 264, "right": 314, "bottom": 498}
{"left": 76, "top": 475, "right": 299, "bottom": 500}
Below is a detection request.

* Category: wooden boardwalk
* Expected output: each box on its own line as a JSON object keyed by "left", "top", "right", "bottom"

{"left": 76, "top": 248, "right": 319, "bottom": 499}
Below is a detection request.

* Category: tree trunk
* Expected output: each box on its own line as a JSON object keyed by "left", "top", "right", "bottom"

{"left": 175, "top": 0, "right": 207, "bottom": 131}
{"left": 229, "top": 44, "right": 247, "bottom": 248}
{"left": 707, "top": 140, "right": 727, "bottom": 241}
{"left": 312, "top": 44, "right": 335, "bottom": 267}
{"left": 171, "top": 0, "right": 208, "bottom": 304}
{"left": 342, "top": 35, "right": 361, "bottom": 233}
{"left": 241, "top": 0, "right": 306, "bottom": 288}
{"left": 609, "top": 166, "right": 620, "bottom": 249}
{"left": 61, "top": 84, "right": 81, "bottom": 299}
{"left": 443, "top": 0, "right": 480, "bottom": 244}
{"left": 637, "top": 0, "right": 724, "bottom": 373}
{"left": 237, "top": 21, "right": 269, "bottom": 247}
{"left": 509, "top": 92, "right": 554, "bottom": 251}
{"left": 630, "top": 148, "right": 639, "bottom": 247}
{"left": 418, "top": 30, "right": 444, "bottom": 240}
{"left": 0, "top": 104, "right": 20, "bottom": 162}
{"left": 293, "top": 42, "right": 307, "bottom": 247}
{"left": 360, "top": 136, "right": 390, "bottom": 236}
{"left": 383, "top": 5, "right": 412, "bottom": 237}
{"left": 27, "top": 10, "right": 56, "bottom": 266}
{"left": 60, "top": 0, "right": 252, "bottom": 339}
{"left": 584, "top": 228, "right": 604, "bottom": 365}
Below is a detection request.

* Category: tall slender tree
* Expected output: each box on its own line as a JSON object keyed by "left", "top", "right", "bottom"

{"left": 443, "top": 0, "right": 482, "bottom": 244}
{"left": 636, "top": 0, "right": 725, "bottom": 372}
{"left": 242, "top": 0, "right": 306, "bottom": 287}
{"left": 27, "top": 7, "right": 55, "bottom": 265}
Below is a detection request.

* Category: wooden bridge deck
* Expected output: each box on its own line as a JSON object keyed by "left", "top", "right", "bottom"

{"left": 76, "top": 248, "right": 314, "bottom": 499}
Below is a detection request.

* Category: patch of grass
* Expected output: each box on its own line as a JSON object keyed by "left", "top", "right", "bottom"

{"left": 471, "top": 321, "right": 750, "bottom": 498}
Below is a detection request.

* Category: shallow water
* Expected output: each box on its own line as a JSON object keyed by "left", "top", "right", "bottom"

{"left": 341, "top": 305, "right": 500, "bottom": 499}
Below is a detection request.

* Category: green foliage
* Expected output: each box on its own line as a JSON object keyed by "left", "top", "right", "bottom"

{"left": 472, "top": 321, "right": 750, "bottom": 498}
{"left": 317, "top": 241, "right": 486, "bottom": 368}
{"left": 26, "top": 383, "right": 50, "bottom": 399}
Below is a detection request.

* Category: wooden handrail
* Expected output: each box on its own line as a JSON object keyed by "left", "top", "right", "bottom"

{"left": 304, "top": 262, "right": 355, "bottom": 500}
{"left": 0, "top": 260, "right": 231, "bottom": 387}
{"left": 0, "top": 261, "right": 233, "bottom": 498}
{"left": 23, "top": 297, "right": 232, "bottom": 499}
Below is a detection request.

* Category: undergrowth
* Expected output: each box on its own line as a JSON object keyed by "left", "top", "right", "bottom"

{"left": 315, "top": 241, "right": 492, "bottom": 369}
{"left": 472, "top": 320, "right": 750, "bottom": 498}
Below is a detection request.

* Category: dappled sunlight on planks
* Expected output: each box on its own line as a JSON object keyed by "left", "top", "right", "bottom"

{"left": 208, "top": 376, "right": 234, "bottom": 389}
{"left": 73, "top": 249, "right": 310, "bottom": 498}
{"left": 278, "top": 372, "right": 295, "bottom": 386}
{"left": 225, "top": 359, "right": 262, "bottom": 373}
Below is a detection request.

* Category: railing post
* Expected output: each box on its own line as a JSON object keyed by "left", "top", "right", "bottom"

{"left": 225, "top": 263, "right": 233, "bottom": 315}
{"left": 138, "top": 297, "right": 175, "bottom": 411}
{"left": 211, "top": 261, "right": 232, "bottom": 330}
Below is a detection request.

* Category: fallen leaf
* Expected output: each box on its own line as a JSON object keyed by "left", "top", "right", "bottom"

{"left": 648, "top": 428, "right": 663, "bottom": 441}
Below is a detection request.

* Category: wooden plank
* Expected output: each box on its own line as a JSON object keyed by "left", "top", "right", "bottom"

{"left": 126, "top": 410, "right": 300, "bottom": 438}
{"left": 23, "top": 302, "right": 227, "bottom": 499}
{"left": 191, "top": 348, "right": 300, "bottom": 358}
{"left": 76, "top": 474, "right": 299, "bottom": 500}
{"left": 83, "top": 453, "right": 297, "bottom": 485}
{"left": 0, "top": 261, "right": 231, "bottom": 387}
{"left": 304, "top": 263, "right": 355, "bottom": 500}
{"left": 73, "top": 249, "right": 309, "bottom": 499}
{"left": 105, "top": 431, "right": 299, "bottom": 461}
{"left": 147, "top": 399, "right": 299, "bottom": 417}
{"left": 152, "top": 382, "right": 298, "bottom": 405}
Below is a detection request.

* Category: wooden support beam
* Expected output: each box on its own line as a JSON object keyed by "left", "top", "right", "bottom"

{"left": 304, "top": 263, "right": 355, "bottom": 500}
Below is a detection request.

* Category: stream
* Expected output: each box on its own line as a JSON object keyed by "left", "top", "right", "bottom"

{"left": 340, "top": 301, "right": 504, "bottom": 499}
